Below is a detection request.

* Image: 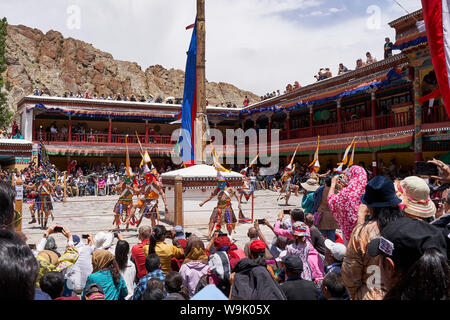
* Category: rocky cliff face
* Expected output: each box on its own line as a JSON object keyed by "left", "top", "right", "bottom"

{"left": 2, "top": 24, "right": 260, "bottom": 113}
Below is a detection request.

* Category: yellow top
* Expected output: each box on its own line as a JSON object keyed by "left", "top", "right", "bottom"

{"left": 142, "top": 241, "right": 184, "bottom": 274}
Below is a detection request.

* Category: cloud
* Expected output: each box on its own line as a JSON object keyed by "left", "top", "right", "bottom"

{"left": 0, "top": 0, "right": 422, "bottom": 97}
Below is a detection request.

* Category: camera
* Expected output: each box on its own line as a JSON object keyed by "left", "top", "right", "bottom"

{"left": 257, "top": 219, "right": 265, "bottom": 225}
{"left": 283, "top": 209, "right": 291, "bottom": 215}
{"left": 82, "top": 234, "right": 89, "bottom": 239}
{"left": 113, "top": 230, "right": 120, "bottom": 238}
{"left": 53, "top": 226, "right": 63, "bottom": 233}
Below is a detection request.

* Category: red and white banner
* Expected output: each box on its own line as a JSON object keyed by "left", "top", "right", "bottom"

{"left": 421, "top": 0, "right": 450, "bottom": 117}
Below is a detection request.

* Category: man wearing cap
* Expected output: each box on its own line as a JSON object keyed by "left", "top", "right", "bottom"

{"left": 280, "top": 255, "right": 319, "bottom": 300}
{"left": 324, "top": 239, "right": 346, "bottom": 275}
{"left": 367, "top": 216, "right": 448, "bottom": 300}
{"left": 65, "top": 234, "right": 95, "bottom": 295}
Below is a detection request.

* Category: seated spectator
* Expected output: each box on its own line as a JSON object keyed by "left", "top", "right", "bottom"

{"left": 164, "top": 272, "right": 189, "bottom": 300}
{"left": 338, "top": 63, "right": 349, "bottom": 75}
{"left": 248, "top": 238, "right": 277, "bottom": 279}
{"left": 133, "top": 253, "right": 166, "bottom": 300}
{"left": 116, "top": 93, "right": 122, "bottom": 101}
{"left": 84, "top": 283, "right": 105, "bottom": 300}
{"left": 0, "top": 229, "right": 39, "bottom": 300}
{"left": 368, "top": 216, "right": 449, "bottom": 300}
{"left": 40, "top": 271, "right": 80, "bottom": 300}
{"left": 179, "top": 234, "right": 209, "bottom": 297}
{"left": 205, "top": 231, "right": 246, "bottom": 270}
{"left": 82, "top": 249, "right": 128, "bottom": 300}
{"left": 324, "top": 239, "right": 346, "bottom": 275}
{"left": 355, "top": 58, "right": 365, "bottom": 69}
{"left": 280, "top": 255, "right": 319, "bottom": 300}
{"left": 324, "top": 68, "right": 332, "bottom": 78}
{"left": 294, "top": 81, "right": 301, "bottom": 89}
{"left": 321, "top": 272, "right": 349, "bottom": 300}
{"left": 366, "top": 52, "right": 377, "bottom": 64}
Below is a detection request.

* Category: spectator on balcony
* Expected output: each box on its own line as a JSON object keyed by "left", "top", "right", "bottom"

{"left": 155, "top": 96, "right": 163, "bottom": 103}
{"left": 355, "top": 58, "right": 365, "bottom": 69}
{"left": 140, "top": 95, "right": 146, "bottom": 102}
{"left": 100, "top": 94, "right": 106, "bottom": 100}
{"left": 123, "top": 95, "right": 129, "bottom": 102}
{"left": 366, "top": 52, "right": 377, "bottom": 65}
{"left": 93, "top": 94, "right": 98, "bottom": 99}
{"left": 34, "top": 88, "right": 40, "bottom": 96}
{"left": 61, "top": 125, "right": 68, "bottom": 137}
{"left": 338, "top": 63, "right": 349, "bottom": 75}
{"left": 116, "top": 93, "right": 122, "bottom": 101}
{"left": 76, "top": 91, "right": 82, "bottom": 98}
{"left": 384, "top": 37, "right": 393, "bottom": 59}
{"left": 84, "top": 91, "right": 91, "bottom": 99}
{"left": 148, "top": 95, "right": 154, "bottom": 103}
{"left": 277, "top": 90, "right": 281, "bottom": 96}
{"left": 130, "top": 94, "right": 137, "bottom": 102}
{"left": 107, "top": 95, "right": 113, "bottom": 100}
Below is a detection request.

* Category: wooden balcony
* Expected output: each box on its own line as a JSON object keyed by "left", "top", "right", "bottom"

{"left": 35, "top": 132, "right": 173, "bottom": 145}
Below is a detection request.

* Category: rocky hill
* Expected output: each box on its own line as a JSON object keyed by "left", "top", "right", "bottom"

{"left": 2, "top": 24, "right": 260, "bottom": 113}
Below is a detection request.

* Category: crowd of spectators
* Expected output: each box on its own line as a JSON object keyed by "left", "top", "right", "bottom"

{"left": 0, "top": 155, "right": 450, "bottom": 301}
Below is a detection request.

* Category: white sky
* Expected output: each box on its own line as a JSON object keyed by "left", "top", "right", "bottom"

{"left": 0, "top": 0, "right": 422, "bottom": 96}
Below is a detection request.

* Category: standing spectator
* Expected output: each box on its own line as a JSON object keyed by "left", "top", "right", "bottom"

{"left": 84, "top": 283, "right": 106, "bottom": 300}
{"left": 328, "top": 166, "right": 368, "bottom": 244}
{"left": 342, "top": 176, "right": 402, "bottom": 300}
{"left": 0, "top": 230, "right": 39, "bottom": 300}
{"left": 367, "top": 217, "right": 449, "bottom": 300}
{"left": 304, "top": 214, "right": 326, "bottom": 256}
{"left": 312, "top": 177, "right": 339, "bottom": 241}
{"left": 97, "top": 176, "right": 106, "bottom": 196}
{"left": 65, "top": 234, "right": 95, "bottom": 295}
{"left": 82, "top": 249, "right": 128, "bottom": 300}
{"left": 179, "top": 235, "right": 209, "bottom": 297}
{"left": 143, "top": 225, "right": 184, "bottom": 274}
{"left": 0, "top": 180, "right": 17, "bottom": 232}
{"left": 384, "top": 37, "right": 393, "bottom": 59}
{"left": 243, "top": 96, "right": 249, "bottom": 107}
{"left": 301, "top": 179, "right": 320, "bottom": 214}
{"left": 115, "top": 240, "right": 136, "bottom": 300}
{"left": 324, "top": 239, "right": 346, "bottom": 275}
{"left": 286, "top": 221, "right": 324, "bottom": 285}
{"left": 131, "top": 226, "right": 152, "bottom": 279}
{"left": 280, "top": 255, "right": 319, "bottom": 300}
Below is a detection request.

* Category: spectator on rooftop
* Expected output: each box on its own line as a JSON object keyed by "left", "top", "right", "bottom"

{"left": 338, "top": 63, "right": 349, "bottom": 75}
{"left": 366, "top": 52, "right": 377, "bottom": 65}
{"left": 355, "top": 58, "right": 365, "bottom": 69}
{"left": 116, "top": 93, "right": 122, "bottom": 101}
{"left": 384, "top": 37, "right": 394, "bottom": 59}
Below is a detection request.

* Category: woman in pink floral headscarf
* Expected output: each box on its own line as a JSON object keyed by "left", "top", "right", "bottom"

{"left": 327, "top": 166, "right": 368, "bottom": 244}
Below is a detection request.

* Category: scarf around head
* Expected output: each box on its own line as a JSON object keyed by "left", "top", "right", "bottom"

{"left": 328, "top": 165, "right": 368, "bottom": 241}
{"left": 183, "top": 235, "right": 208, "bottom": 264}
{"left": 92, "top": 249, "right": 115, "bottom": 273}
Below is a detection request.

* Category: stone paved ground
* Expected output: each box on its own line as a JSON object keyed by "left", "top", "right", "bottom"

{"left": 20, "top": 189, "right": 304, "bottom": 254}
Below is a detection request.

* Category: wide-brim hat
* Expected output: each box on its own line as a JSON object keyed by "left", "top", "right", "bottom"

{"left": 94, "top": 232, "right": 114, "bottom": 250}
{"left": 361, "top": 176, "right": 402, "bottom": 208}
{"left": 395, "top": 177, "right": 436, "bottom": 218}
{"left": 301, "top": 179, "right": 320, "bottom": 192}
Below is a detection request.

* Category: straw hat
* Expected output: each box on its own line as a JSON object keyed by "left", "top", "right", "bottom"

{"left": 301, "top": 179, "right": 320, "bottom": 192}
{"left": 395, "top": 176, "right": 436, "bottom": 218}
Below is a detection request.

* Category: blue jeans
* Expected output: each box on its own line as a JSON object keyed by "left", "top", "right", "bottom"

{"left": 320, "top": 229, "right": 336, "bottom": 242}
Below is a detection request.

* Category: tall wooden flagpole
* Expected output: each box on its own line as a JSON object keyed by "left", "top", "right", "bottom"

{"left": 195, "top": 0, "right": 207, "bottom": 164}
